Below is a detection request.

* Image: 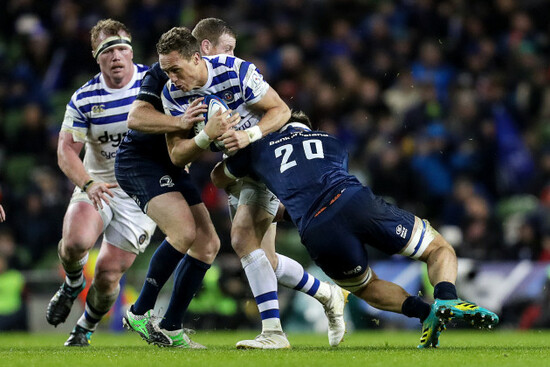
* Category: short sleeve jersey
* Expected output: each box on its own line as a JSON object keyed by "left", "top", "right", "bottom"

{"left": 161, "top": 55, "right": 269, "bottom": 131}
{"left": 225, "top": 125, "right": 362, "bottom": 233}
{"left": 61, "top": 64, "right": 149, "bottom": 182}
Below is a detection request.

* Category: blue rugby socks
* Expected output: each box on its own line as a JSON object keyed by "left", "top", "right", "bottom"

{"left": 132, "top": 239, "right": 184, "bottom": 315}
{"left": 159, "top": 254, "right": 210, "bottom": 331}
{"left": 402, "top": 295, "right": 431, "bottom": 321}
{"left": 434, "top": 281, "right": 458, "bottom": 300}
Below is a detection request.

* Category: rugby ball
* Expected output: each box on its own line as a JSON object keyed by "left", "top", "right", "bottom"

{"left": 193, "top": 95, "right": 230, "bottom": 152}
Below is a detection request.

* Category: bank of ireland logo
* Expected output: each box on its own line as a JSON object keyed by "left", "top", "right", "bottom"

{"left": 159, "top": 175, "right": 174, "bottom": 187}
{"left": 396, "top": 224, "right": 408, "bottom": 239}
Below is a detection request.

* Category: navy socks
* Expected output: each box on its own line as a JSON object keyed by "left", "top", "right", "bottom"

{"left": 133, "top": 240, "right": 184, "bottom": 315}
{"left": 159, "top": 254, "right": 210, "bottom": 331}
{"left": 434, "top": 281, "right": 458, "bottom": 300}
{"left": 402, "top": 295, "right": 431, "bottom": 321}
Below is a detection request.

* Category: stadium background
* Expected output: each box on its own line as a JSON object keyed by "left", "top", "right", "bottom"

{"left": 1, "top": 0, "right": 550, "bottom": 334}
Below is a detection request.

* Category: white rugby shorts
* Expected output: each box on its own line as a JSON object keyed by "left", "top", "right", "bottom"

{"left": 69, "top": 186, "right": 157, "bottom": 254}
{"left": 227, "top": 177, "right": 280, "bottom": 219}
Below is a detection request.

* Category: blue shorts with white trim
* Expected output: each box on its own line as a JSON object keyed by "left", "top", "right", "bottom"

{"left": 300, "top": 185, "right": 416, "bottom": 281}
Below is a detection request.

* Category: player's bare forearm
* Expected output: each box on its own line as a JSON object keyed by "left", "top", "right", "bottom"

{"left": 166, "top": 132, "right": 204, "bottom": 167}
{"left": 57, "top": 131, "right": 92, "bottom": 188}
{"left": 254, "top": 87, "right": 291, "bottom": 135}
{"left": 57, "top": 131, "right": 116, "bottom": 209}
{"left": 221, "top": 89, "right": 289, "bottom": 152}
{"left": 256, "top": 104, "right": 291, "bottom": 135}
{"left": 127, "top": 100, "right": 200, "bottom": 134}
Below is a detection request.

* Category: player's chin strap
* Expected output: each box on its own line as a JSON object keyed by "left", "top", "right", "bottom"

{"left": 93, "top": 36, "right": 132, "bottom": 60}
{"left": 280, "top": 122, "right": 311, "bottom": 132}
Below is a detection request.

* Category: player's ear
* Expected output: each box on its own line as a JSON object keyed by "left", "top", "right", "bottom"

{"left": 200, "top": 39, "right": 211, "bottom": 55}
{"left": 193, "top": 51, "right": 201, "bottom": 64}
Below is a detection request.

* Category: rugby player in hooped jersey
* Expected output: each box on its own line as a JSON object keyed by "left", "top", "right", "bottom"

{"left": 118, "top": 19, "right": 349, "bottom": 349}
{"left": 46, "top": 19, "right": 157, "bottom": 346}
{"left": 211, "top": 110, "right": 500, "bottom": 349}
{"left": 157, "top": 26, "right": 336, "bottom": 349}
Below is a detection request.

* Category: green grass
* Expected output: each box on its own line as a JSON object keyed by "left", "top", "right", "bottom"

{"left": 1, "top": 330, "right": 549, "bottom": 367}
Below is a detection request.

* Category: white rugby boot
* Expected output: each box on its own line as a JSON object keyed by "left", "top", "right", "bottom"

{"left": 323, "top": 283, "right": 350, "bottom": 347}
{"left": 236, "top": 331, "right": 291, "bottom": 349}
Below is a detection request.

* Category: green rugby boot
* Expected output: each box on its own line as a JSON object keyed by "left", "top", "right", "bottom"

{"left": 418, "top": 302, "right": 446, "bottom": 349}
{"left": 434, "top": 299, "right": 499, "bottom": 329}
{"left": 122, "top": 308, "right": 172, "bottom": 346}
{"left": 159, "top": 328, "right": 206, "bottom": 349}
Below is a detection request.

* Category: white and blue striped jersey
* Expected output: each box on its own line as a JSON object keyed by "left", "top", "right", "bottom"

{"left": 161, "top": 55, "right": 269, "bottom": 131}
{"left": 61, "top": 64, "right": 149, "bottom": 182}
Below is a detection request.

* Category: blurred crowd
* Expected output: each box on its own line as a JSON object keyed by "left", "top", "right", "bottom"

{"left": 1, "top": 0, "right": 550, "bottom": 273}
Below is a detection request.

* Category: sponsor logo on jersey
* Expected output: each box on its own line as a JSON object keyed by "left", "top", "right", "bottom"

{"left": 343, "top": 265, "right": 362, "bottom": 276}
{"left": 92, "top": 104, "right": 106, "bottom": 114}
{"left": 159, "top": 175, "right": 174, "bottom": 187}
{"left": 98, "top": 131, "right": 127, "bottom": 147}
{"left": 396, "top": 224, "right": 408, "bottom": 239}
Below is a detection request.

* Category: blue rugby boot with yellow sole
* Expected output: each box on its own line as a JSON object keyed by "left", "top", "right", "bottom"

{"left": 418, "top": 302, "right": 447, "bottom": 349}
{"left": 434, "top": 299, "right": 499, "bottom": 329}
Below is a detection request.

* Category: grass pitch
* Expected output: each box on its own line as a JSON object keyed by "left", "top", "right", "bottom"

{"left": 2, "top": 330, "right": 549, "bottom": 367}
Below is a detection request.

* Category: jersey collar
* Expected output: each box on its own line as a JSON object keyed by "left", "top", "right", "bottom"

{"left": 280, "top": 122, "right": 311, "bottom": 132}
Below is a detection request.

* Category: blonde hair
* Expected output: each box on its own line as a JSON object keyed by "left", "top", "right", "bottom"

{"left": 90, "top": 19, "right": 131, "bottom": 51}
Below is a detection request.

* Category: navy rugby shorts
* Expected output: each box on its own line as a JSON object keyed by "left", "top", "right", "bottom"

{"left": 300, "top": 185, "right": 416, "bottom": 281}
{"left": 115, "top": 151, "right": 202, "bottom": 213}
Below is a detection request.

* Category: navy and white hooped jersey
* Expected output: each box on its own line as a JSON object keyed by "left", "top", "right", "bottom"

{"left": 161, "top": 55, "right": 269, "bottom": 132}
{"left": 61, "top": 63, "right": 149, "bottom": 183}
{"left": 225, "top": 124, "right": 363, "bottom": 233}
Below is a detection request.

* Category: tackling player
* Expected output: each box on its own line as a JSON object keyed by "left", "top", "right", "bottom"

{"left": 211, "top": 110, "right": 500, "bottom": 348}
{"left": 46, "top": 19, "right": 157, "bottom": 346}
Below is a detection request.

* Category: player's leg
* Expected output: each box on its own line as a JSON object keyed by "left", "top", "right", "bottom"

{"left": 416, "top": 226, "right": 499, "bottom": 328}
{"left": 301, "top": 186, "right": 437, "bottom": 347}
{"left": 116, "top": 162, "right": 192, "bottom": 321}
{"left": 129, "top": 192, "right": 191, "bottom": 315}
{"left": 47, "top": 192, "right": 107, "bottom": 327}
{"left": 123, "top": 191, "right": 195, "bottom": 345}
{"left": 262, "top": 223, "right": 349, "bottom": 347}
{"left": 65, "top": 240, "right": 136, "bottom": 346}
{"left": 68, "top": 191, "right": 157, "bottom": 346}
{"left": 231, "top": 202, "right": 289, "bottom": 349}
{"left": 154, "top": 202, "right": 219, "bottom": 349}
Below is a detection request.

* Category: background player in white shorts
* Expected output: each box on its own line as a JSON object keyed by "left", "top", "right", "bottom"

{"left": 46, "top": 19, "right": 156, "bottom": 346}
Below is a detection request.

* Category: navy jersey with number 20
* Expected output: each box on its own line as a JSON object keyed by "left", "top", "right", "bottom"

{"left": 225, "top": 124, "right": 362, "bottom": 234}
{"left": 225, "top": 123, "right": 419, "bottom": 282}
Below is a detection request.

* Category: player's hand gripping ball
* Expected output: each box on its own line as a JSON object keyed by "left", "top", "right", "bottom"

{"left": 194, "top": 95, "right": 231, "bottom": 153}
